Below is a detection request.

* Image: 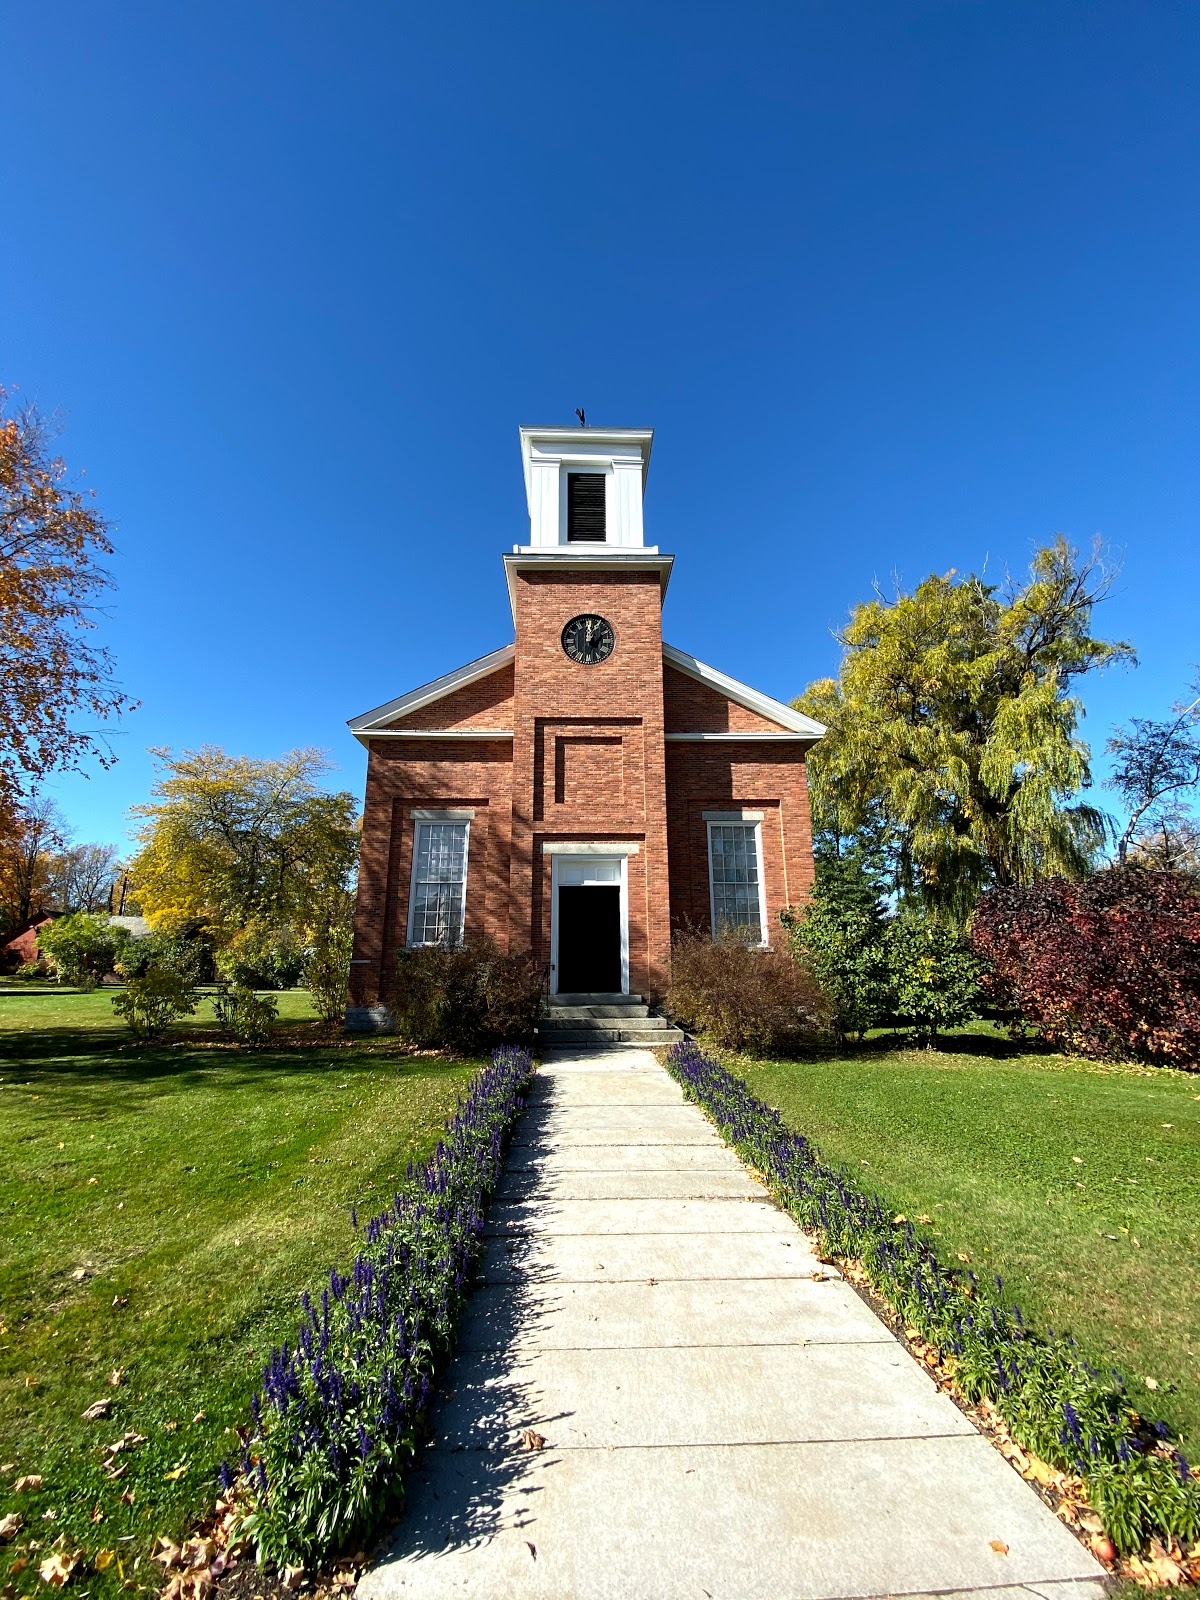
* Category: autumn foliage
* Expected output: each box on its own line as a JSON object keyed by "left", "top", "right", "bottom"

{"left": 0, "top": 392, "right": 134, "bottom": 808}
{"left": 971, "top": 868, "right": 1200, "bottom": 1066}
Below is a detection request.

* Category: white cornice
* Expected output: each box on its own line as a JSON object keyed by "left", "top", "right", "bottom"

{"left": 353, "top": 729, "right": 514, "bottom": 746}
{"left": 347, "top": 644, "right": 515, "bottom": 734}
{"left": 519, "top": 425, "right": 654, "bottom": 498}
{"left": 662, "top": 643, "right": 826, "bottom": 739}
{"left": 664, "top": 732, "right": 814, "bottom": 743}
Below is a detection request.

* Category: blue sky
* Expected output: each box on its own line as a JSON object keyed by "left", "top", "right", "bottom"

{"left": 4, "top": 1, "right": 1197, "bottom": 851}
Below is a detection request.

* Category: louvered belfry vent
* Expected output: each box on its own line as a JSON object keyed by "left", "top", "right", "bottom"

{"left": 567, "top": 471, "right": 606, "bottom": 542}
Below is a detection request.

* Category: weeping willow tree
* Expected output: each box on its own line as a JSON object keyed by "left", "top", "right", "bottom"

{"left": 795, "top": 538, "right": 1133, "bottom": 918}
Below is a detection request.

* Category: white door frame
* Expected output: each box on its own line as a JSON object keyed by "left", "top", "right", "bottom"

{"left": 549, "top": 854, "right": 629, "bottom": 996}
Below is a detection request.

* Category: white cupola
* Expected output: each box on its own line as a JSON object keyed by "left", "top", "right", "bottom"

{"left": 518, "top": 425, "right": 655, "bottom": 551}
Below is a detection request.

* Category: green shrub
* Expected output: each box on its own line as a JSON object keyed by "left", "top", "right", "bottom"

{"left": 38, "top": 913, "right": 129, "bottom": 990}
{"left": 884, "top": 912, "right": 985, "bottom": 1044}
{"left": 390, "top": 939, "right": 543, "bottom": 1051}
{"left": 14, "top": 958, "right": 50, "bottom": 979}
{"left": 112, "top": 967, "right": 199, "bottom": 1040}
{"left": 666, "top": 926, "right": 829, "bottom": 1053}
{"left": 305, "top": 919, "right": 353, "bottom": 1023}
{"left": 115, "top": 929, "right": 213, "bottom": 983}
{"left": 216, "top": 920, "right": 304, "bottom": 990}
{"left": 782, "top": 849, "right": 890, "bottom": 1041}
{"left": 211, "top": 983, "right": 278, "bottom": 1046}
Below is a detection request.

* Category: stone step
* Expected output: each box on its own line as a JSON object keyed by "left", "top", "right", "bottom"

{"left": 546, "top": 1004, "right": 651, "bottom": 1020}
{"left": 548, "top": 992, "right": 645, "bottom": 1007}
{"left": 537, "top": 1024, "right": 685, "bottom": 1047}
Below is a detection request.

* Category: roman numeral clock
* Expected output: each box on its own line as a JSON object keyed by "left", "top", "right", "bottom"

{"left": 561, "top": 613, "right": 615, "bottom": 665}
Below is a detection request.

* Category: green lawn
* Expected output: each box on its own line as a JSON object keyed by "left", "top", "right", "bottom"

{"left": 0, "top": 987, "right": 479, "bottom": 1594}
{"left": 734, "top": 1028, "right": 1200, "bottom": 1454}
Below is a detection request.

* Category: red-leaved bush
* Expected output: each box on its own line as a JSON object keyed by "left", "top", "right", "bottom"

{"left": 971, "top": 867, "right": 1200, "bottom": 1066}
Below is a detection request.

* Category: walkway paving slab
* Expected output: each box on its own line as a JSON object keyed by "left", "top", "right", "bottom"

{"left": 479, "top": 1227, "right": 832, "bottom": 1284}
{"left": 485, "top": 1195, "right": 796, "bottom": 1236}
{"left": 457, "top": 1277, "right": 896, "bottom": 1352}
{"left": 360, "top": 1437, "right": 1102, "bottom": 1600}
{"left": 435, "top": 1340, "right": 976, "bottom": 1449}
{"left": 495, "top": 1166, "right": 766, "bottom": 1200}
{"left": 359, "top": 1047, "right": 1105, "bottom": 1600}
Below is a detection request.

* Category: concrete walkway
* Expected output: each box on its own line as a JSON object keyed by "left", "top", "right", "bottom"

{"left": 359, "top": 1049, "right": 1107, "bottom": 1600}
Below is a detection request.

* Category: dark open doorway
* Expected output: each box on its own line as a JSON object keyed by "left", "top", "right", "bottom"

{"left": 556, "top": 885, "right": 621, "bottom": 993}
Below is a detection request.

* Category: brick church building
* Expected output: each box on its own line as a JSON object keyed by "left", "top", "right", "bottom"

{"left": 346, "top": 425, "right": 824, "bottom": 1027}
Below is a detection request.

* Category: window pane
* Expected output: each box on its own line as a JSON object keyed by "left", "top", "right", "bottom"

{"left": 708, "top": 824, "right": 762, "bottom": 940}
{"left": 409, "top": 822, "right": 469, "bottom": 945}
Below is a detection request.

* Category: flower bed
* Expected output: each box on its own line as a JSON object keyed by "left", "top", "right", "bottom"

{"left": 665, "top": 1038, "right": 1200, "bottom": 1558}
{"left": 229, "top": 1045, "right": 533, "bottom": 1569}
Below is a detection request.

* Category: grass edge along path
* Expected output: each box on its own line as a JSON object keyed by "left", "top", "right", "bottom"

{"left": 219, "top": 1044, "right": 534, "bottom": 1580}
{"left": 662, "top": 1039, "right": 1200, "bottom": 1578}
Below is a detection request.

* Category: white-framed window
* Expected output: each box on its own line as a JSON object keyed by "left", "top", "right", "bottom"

{"left": 705, "top": 814, "right": 768, "bottom": 944}
{"left": 406, "top": 817, "right": 470, "bottom": 947}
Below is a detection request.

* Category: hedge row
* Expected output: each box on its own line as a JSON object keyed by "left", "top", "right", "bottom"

{"left": 665, "top": 1038, "right": 1199, "bottom": 1556}
{"left": 228, "top": 1045, "right": 533, "bottom": 1568}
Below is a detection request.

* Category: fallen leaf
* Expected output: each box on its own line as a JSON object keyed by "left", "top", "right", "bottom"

{"left": 70, "top": 1269, "right": 86, "bottom": 1282}
{"left": 14, "top": 1475, "right": 44, "bottom": 1493}
{"left": 280, "top": 1565, "right": 305, "bottom": 1590}
{"left": 524, "top": 1542, "right": 537, "bottom": 1561}
{"left": 38, "top": 1550, "right": 80, "bottom": 1587}
{"left": 94, "top": 1551, "right": 115, "bottom": 1571}
{"left": 163, "top": 1465, "right": 188, "bottom": 1482}
{"left": 110, "top": 1297, "right": 127, "bottom": 1309}
{"left": 190, "top": 1411, "right": 205, "bottom": 1424}
{"left": 892, "top": 1214, "right": 907, "bottom": 1224}
{"left": 520, "top": 1429, "right": 545, "bottom": 1451}
{"left": 957, "top": 1252, "right": 971, "bottom": 1264}
{"left": 989, "top": 1539, "right": 1009, "bottom": 1555}
{"left": 180, "top": 1538, "right": 213, "bottom": 1570}
{"left": 1144, "top": 1376, "right": 1159, "bottom": 1390}
{"left": 163, "top": 1421, "right": 178, "bottom": 1433}
{"left": 916, "top": 1214, "right": 932, "bottom": 1224}
{"left": 88, "top": 1507, "right": 104, "bottom": 1525}
{"left": 108, "top": 1369, "right": 125, "bottom": 1388}
{"left": 0, "top": 1512, "right": 22, "bottom": 1540}
{"left": 81, "top": 1400, "right": 111, "bottom": 1421}
{"left": 152, "top": 1539, "right": 181, "bottom": 1571}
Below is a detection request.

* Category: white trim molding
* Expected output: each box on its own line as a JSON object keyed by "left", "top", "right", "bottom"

{"left": 541, "top": 840, "right": 641, "bottom": 856}
{"left": 663, "top": 643, "right": 826, "bottom": 739}
{"left": 410, "top": 808, "right": 476, "bottom": 821}
{"left": 664, "top": 732, "right": 812, "bottom": 743}
{"left": 357, "top": 729, "right": 513, "bottom": 742}
{"left": 347, "top": 644, "right": 515, "bottom": 737}
{"left": 703, "top": 809, "right": 765, "bottom": 823}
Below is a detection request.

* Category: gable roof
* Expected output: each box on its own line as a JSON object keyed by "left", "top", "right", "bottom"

{"left": 663, "top": 644, "right": 826, "bottom": 738}
{"left": 347, "top": 640, "right": 825, "bottom": 744}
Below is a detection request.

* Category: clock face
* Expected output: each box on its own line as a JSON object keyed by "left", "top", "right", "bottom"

{"left": 561, "top": 613, "right": 616, "bottom": 666}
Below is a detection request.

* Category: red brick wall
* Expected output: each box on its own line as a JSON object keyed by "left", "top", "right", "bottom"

{"left": 348, "top": 741, "right": 513, "bottom": 1005}
{"left": 663, "top": 663, "right": 793, "bottom": 733}
{"left": 510, "top": 568, "right": 671, "bottom": 997}
{"left": 664, "top": 741, "right": 816, "bottom": 942}
{"left": 381, "top": 664, "right": 514, "bottom": 731}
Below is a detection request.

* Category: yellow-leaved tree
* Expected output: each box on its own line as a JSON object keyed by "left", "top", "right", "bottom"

{"left": 128, "top": 746, "right": 358, "bottom": 942}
